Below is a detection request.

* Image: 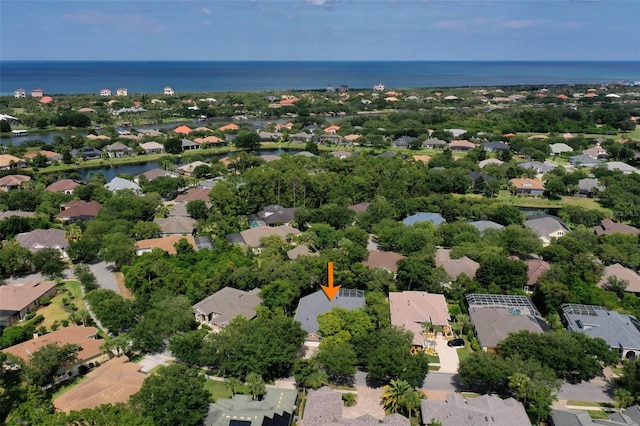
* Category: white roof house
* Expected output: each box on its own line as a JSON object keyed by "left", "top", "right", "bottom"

{"left": 104, "top": 177, "right": 141, "bottom": 193}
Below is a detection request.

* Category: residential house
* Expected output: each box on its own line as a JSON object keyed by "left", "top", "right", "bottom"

{"left": 562, "top": 303, "right": 640, "bottom": 359}
{"left": 136, "top": 168, "right": 179, "bottom": 183}
{"left": 524, "top": 259, "right": 551, "bottom": 292}
{"left": 218, "top": 123, "right": 239, "bottom": 132}
{"left": 583, "top": 146, "right": 609, "bottom": 160}
{"left": 31, "top": 88, "right": 44, "bottom": 98}
{"left": 2, "top": 325, "right": 107, "bottom": 377}
{"left": 164, "top": 86, "right": 174, "bottom": 95}
{"left": 286, "top": 245, "right": 316, "bottom": 260}
{"left": 203, "top": 387, "right": 297, "bottom": 426}
{"left": 518, "top": 161, "right": 558, "bottom": 174}
{"left": 577, "top": 178, "right": 605, "bottom": 197}
{"left": 550, "top": 143, "right": 574, "bottom": 155}
{"left": 421, "top": 393, "right": 531, "bottom": 426}
{"left": 228, "top": 225, "right": 300, "bottom": 250}
{"left": 0, "top": 281, "right": 57, "bottom": 328}
{"left": 594, "top": 219, "right": 640, "bottom": 236}
{"left": 14, "top": 89, "right": 26, "bottom": 98}
{"left": 294, "top": 289, "right": 366, "bottom": 341}
{"left": 154, "top": 216, "right": 196, "bottom": 236}
{"left": 324, "top": 125, "right": 340, "bottom": 134}
{"left": 363, "top": 250, "right": 406, "bottom": 275}
{"left": 99, "top": 88, "right": 111, "bottom": 97}
{"left": 0, "top": 174, "right": 31, "bottom": 191}
{"left": 510, "top": 178, "right": 545, "bottom": 197}
{"left": 389, "top": 291, "right": 450, "bottom": 348}
{"left": 249, "top": 204, "right": 298, "bottom": 227}
{"left": 329, "top": 150, "right": 354, "bottom": 159}
{"left": 195, "top": 235, "right": 214, "bottom": 251}
{"left": 466, "top": 293, "right": 549, "bottom": 352}
{"left": 116, "top": 88, "right": 127, "bottom": 96}
{"left": 550, "top": 406, "right": 640, "bottom": 426}
{"left": 104, "top": 177, "right": 141, "bottom": 193}
{"left": 71, "top": 147, "right": 103, "bottom": 159}
{"left": 173, "top": 125, "right": 192, "bottom": 135}
{"left": 468, "top": 220, "right": 504, "bottom": 233}
{"left": 598, "top": 263, "right": 640, "bottom": 294}
{"left": 403, "top": 212, "right": 446, "bottom": 227}
{"left": 104, "top": 142, "right": 133, "bottom": 158}
{"left": 303, "top": 386, "right": 409, "bottom": 426}
{"left": 135, "top": 235, "right": 197, "bottom": 255}
{"left": 317, "top": 134, "right": 344, "bottom": 144}
{"left": 373, "top": 83, "right": 385, "bottom": 91}
{"left": 468, "top": 172, "right": 496, "bottom": 187}
{"left": 193, "top": 287, "right": 262, "bottom": 332}
{"left": 0, "top": 154, "right": 26, "bottom": 170}
{"left": 22, "top": 150, "right": 63, "bottom": 164}
{"left": 422, "top": 138, "right": 447, "bottom": 149}
{"left": 53, "top": 356, "right": 146, "bottom": 413}
{"left": 46, "top": 179, "right": 82, "bottom": 194}
{"left": 524, "top": 215, "right": 569, "bottom": 245}
{"left": 16, "top": 229, "right": 69, "bottom": 258}
{"left": 478, "top": 158, "right": 504, "bottom": 168}
{"left": 260, "top": 154, "right": 281, "bottom": 163}
{"left": 393, "top": 135, "right": 417, "bottom": 148}
{"left": 435, "top": 249, "right": 480, "bottom": 281}
{"left": 174, "top": 187, "right": 211, "bottom": 202}
{"left": 449, "top": 140, "right": 476, "bottom": 151}
{"left": 181, "top": 138, "right": 200, "bottom": 151}
{"left": 0, "top": 211, "right": 35, "bottom": 221}
{"left": 569, "top": 154, "right": 602, "bottom": 168}
{"left": 195, "top": 135, "right": 224, "bottom": 146}
{"left": 55, "top": 200, "right": 101, "bottom": 223}
{"left": 139, "top": 141, "right": 165, "bottom": 155}
{"left": 177, "top": 160, "right": 210, "bottom": 176}
{"left": 606, "top": 161, "right": 638, "bottom": 174}
{"left": 348, "top": 202, "right": 370, "bottom": 213}
{"left": 482, "top": 141, "right": 510, "bottom": 153}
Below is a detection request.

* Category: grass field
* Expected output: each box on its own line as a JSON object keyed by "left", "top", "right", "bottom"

{"left": 38, "top": 281, "right": 87, "bottom": 330}
{"left": 204, "top": 379, "right": 250, "bottom": 401}
{"left": 493, "top": 190, "right": 607, "bottom": 211}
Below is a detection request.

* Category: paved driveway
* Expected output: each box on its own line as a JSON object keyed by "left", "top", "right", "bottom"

{"left": 2, "top": 269, "right": 72, "bottom": 286}
{"left": 88, "top": 261, "right": 120, "bottom": 294}
{"left": 433, "top": 336, "right": 460, "bottom": 373}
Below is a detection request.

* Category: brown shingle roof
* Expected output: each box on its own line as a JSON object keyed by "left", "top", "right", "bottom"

{"left": 15, "top": 228, "right": 69, "bottom": 252}
{"left": 55, "top": 200, "right": 101, "bottom": 221}
{"left": 525, "top": 259, "right": 551, "bottom": 286}
{"left": 594, "top": 219, "right": 640, "bottom": 236}
{"left": 2, "top": 324, "right": 101, "bottom": 363}
{"left": 53, "top": 356, "right": 145, "bottom": 413}
{"left": 46, "top": 179, "right": 82, "bottom": 193}
{"left": 238, "top": 225, "right": 300, "bottom": 248}
{"left": 135, "top": 235, "right": 196, "bottom": 255}
{"left": 174, "top": 188, "right": 211, "bottom": 202}
{"left": 389, "top": 291, "right": 449, "bottom": 346}
{"left": 0, "top": 280, "right": 56, "bottom": 312}
{"left": 363, "top": 250, "right": 406, "bottom": 273}
{"left": 0, "top": 174, "right": 31, "bottom": 187}
{"left": 435, "top": 249, "right": 479, "bottom": 280}
{"left": 599, "top": 263, "right": 640, "bottom": 294}
{"left": 154, "top": 216, "right": 196, "bottom": 235}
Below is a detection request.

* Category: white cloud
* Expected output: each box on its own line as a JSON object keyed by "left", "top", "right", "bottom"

{"left": 201, "top": 7, "right": 212, "bottom": 15}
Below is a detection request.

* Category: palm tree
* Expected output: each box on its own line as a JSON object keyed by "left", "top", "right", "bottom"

{"left": 614, "top": 389, "right": 634, "bottom": 411}
{"left": 380, "top": 379, "right": 425, "bottom": 421}
{"left": 245, "top": 372, "right": 266, "bottom": 401}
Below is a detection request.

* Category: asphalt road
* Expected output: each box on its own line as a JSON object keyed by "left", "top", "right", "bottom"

{"left": 87, "top": 261, "right": 120, "bottom": 294}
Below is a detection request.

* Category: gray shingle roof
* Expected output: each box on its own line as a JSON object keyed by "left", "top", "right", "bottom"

{"left": 104, "top": 177, "right": 141, "bottom": 192}
{"left": 524, "top": 215, "right": 569, "bottom": 238}
{"left": 204, "top": 386, "right": 297, "bottom": 426}
{"left": 193, "top": 287, "right": 262, "bottom": 328}
{"left": 15, "top": 229, "right": 69, "bottom": 251}
{"left": 562, "top": 304, "right": 640, "bottom": 353}
{"left": 421, "top": 393, "right": 531, "bottom": 426}
{"left": 403, "top": 212, "right": 446, "bottom": 226}
{"left": 294, "top": 289, "right": 365, "bottom": 337}
{"left": 468, "top": 220, "right": 504, "bottom": 232}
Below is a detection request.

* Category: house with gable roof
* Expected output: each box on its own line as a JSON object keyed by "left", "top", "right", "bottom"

{"left": 0, "top": 280, "right": 57, "bottom": 327}
{"left": 104, "top": 177, "right": 141, "bottom": 193}
{"left": 294, "top": 289, "right": 365, "bottom": 342}
{"left": 524, "top": 214, "right": 569, "bottom": 245}
{"left": 598, "top": 263, "right": 640, "bottom": 295}
{"left": 15, "top": 228, "right": 69, "bottom": 258}
{"left": 363, "top": 250, "right": 406, "bottom": 275}
{"left": 403, "top": 212, "right": 446, "bottom": 227}
{"left": 435, "top": 249, "right": 479, "bottom": 281}
{"left": 46, "top": 179, "right": 82, "bottom": 194}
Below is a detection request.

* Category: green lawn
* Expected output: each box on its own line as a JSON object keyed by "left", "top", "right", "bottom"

{"left": 204, "top": 379, "right": 250, "bottom": 401}
{"left": 492, "top": 191, "right": 606, "bottom": 211}
{"left": 38, "top": 281, "right": 87, "bottom": 330}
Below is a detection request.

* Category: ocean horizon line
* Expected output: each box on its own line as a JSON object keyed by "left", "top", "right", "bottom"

{"left": 3, "top": 59, "right": 639, "bottom": 63}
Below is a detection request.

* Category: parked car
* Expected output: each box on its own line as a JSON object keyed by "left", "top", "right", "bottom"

{"left": 447, "top": 338, "right": 465, "bottom": 347}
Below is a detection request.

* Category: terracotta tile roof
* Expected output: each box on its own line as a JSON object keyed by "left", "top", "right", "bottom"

{"left": 594, "top": 219, "right": 640, "bottom": 236}
{"left": 23, "top": 150, "right": 61, "bottom": 160}
{"left": 39, "top": 96, "right": 53, "bottom": 104}
{"left": 53, "top": 356, "right": 145, "bottom": 413}
{"left": 218, "top": 123, "right": 239, "bottom": 131}
{"left": 194, "top": 135, "right": 223, "bottom": 144}
{"left": 0, "top": 154, "right": 25, "bottom": 168}
{"left": 173, "top": 125, "right": 192, "bottom": 135}
{"left": 449, "top": 140, "right": 476, "bottom": 149}
{"left": 324, "top": 125, "right": 340, "bottom": 133}
{"left": 599, "top": 263, "right": 640, "bottom": 294}
{"left": 412, "top": 155, "right": 431, "bottom": 163}
{"left": 135, "top": 235, "right": 196, "bottom": 255}
{"left": 0, "top": 280, "right": 57, "bottom": 313}
{"left": 2, "top": 324, "right": 101, "bottom": 363}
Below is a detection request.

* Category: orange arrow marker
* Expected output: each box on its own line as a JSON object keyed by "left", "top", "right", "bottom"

{"left": 321, "top": 262, "right": 341, "bottom": 301}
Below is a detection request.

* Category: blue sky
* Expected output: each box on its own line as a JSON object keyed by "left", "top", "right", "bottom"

{"left": 1, "top": 0, "right": 639, "bottom": 61}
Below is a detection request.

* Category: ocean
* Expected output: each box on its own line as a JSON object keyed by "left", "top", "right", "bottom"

{"left": 1, "top": 61, "right": 639, "bottom": 96}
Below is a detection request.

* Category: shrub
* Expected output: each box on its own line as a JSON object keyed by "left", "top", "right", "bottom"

{"left": 61, "top": 319, "right": 69, "bottom": 327}
{"left": 342, "top": 393, "right": 357, "bottom": 407}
